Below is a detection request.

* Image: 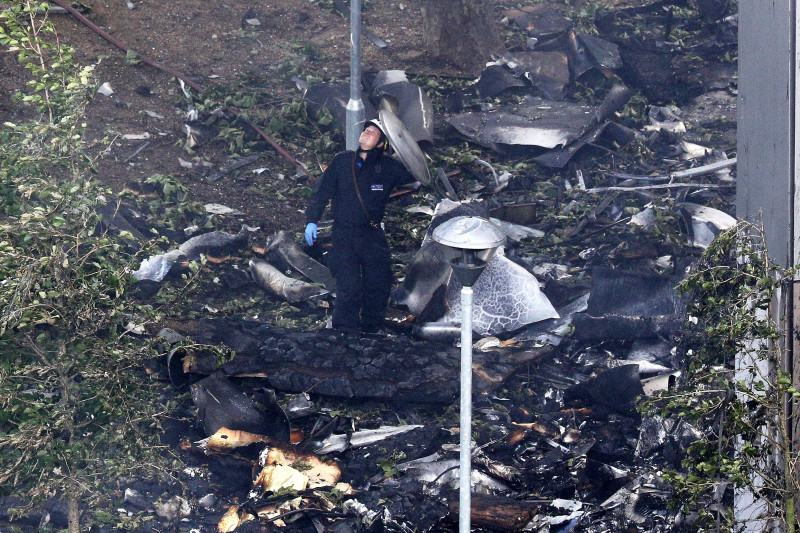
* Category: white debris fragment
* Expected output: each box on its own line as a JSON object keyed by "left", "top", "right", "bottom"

{"left": 654, "top": 255, "right": 673, "bottom": 270}
{"left": 475, "top": 336, "right": 502, "bottom": 351}
{"left": 549, "top": 499, "right": 584, "bottom": 525}
{"left": 489, "top": 217, "right": 545, "bottom": 240}
{"left": 155, "top": 496, "right": 191, "bottom": 521}
{"left": 630, "top": 206, "right": 656, "bottom": 227}
{"left": 682, "top": 202, "right": 736, "bottom": 249}
{"left": 134, "top": 253, "right": 176, "bottom": 282}
{"left": 123, "top": 488, "right": 148, "bottom": 509}
{"left": 644, "top": 105, "right": 686, "bottom": 133}
{"left": 679, "top": 140, "right": 712, "bottom": 160}
{"left": 245, "top": 18, "right": 261, "bottom": 25}
{"left": 145, "top": 110, "right": 164, "bottom": 119}
{"left": 198, "top": 494, "right": 217, "bottom": 510}
{"left": 402, "top": 458, "right": 511, "bottom": 493}
{"left": 178, "top": 80, "right": 192, "bottom": 100}
{"left": 122, "top": 132, "right": 151, "bottom": 140}
{"left": 405, "top": 205, "right": 435, "bottom": 216}
{"left": 123, "top": 322, "right": 146, "bottom": 335}
{"left": 204, "top": 203, "right": 244, "bottom": 216}
{"left": 641, "top": 371, "right": 681, "bottom": 396}
{"left": 97, "top": 82, "right": 114, "bottom": 96}
{"left": 552, "top": 499, "right": 583, "bottom": 512}
{"left": 178, "top": 157, "right": 194, "bottom": 169}
{"left": 315, "top": 425, "right": 423, "bottom": 454}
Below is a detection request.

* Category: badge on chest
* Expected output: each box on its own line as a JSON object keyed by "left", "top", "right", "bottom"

{"left": 371, "top": 184, "right": 384, "bottom": 191}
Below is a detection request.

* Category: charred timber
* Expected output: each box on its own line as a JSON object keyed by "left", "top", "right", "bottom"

{"left": 445, "top": 492, "right": 539, "bottom": 531}
{"left": 164, "top": 318, "right": 551, "bottom": 403}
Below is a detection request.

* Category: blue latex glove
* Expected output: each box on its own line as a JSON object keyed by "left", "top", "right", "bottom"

{"left": 304, "top": 223, "right": 317, "bottom": 246}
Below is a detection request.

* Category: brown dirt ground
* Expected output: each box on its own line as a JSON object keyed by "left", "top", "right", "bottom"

{"left": 0, "top": 0, "right": 644, "bottom": 239}
{"left": 2, "top": 0, "right": 466, "bottom": 236}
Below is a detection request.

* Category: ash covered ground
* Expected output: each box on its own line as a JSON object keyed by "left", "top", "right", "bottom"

{"left": 0, "top": 0, "right": 739, "bottom": 531}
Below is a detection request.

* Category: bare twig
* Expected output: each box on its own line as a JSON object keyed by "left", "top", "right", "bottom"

{"left": 436, "top": 168, "right": 459, "bottom": 201}
{"left": 122, "top": 141, "right": 150, "bottom": 163}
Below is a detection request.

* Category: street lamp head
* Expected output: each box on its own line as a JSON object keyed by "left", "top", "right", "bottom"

{"left": 431, "top": 216, "right": 506, "bottom": 287}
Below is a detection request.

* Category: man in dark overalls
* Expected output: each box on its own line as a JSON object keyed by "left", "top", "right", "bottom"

{"left": 304, "top": 120, "right": 417, "bottom": 335}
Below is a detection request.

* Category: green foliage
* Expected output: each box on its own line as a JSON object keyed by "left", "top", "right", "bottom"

{"left": 0, "top": 3, "right": 171, "bottom": 527}
{"left": 0, "top": 2, "right": 95, "bottom": 215}
{"left": 134, "top": 173, "right": 203, "bottom": 231}
{"left": 124, "top": 49, "right": 142, "bottom": 66}
{"left": 377, "top": 450, "right": 406, "bottom": 479}
{"left": 642, "top": 222, "right": 798, "bottom": 532}
{"left": 145, "top": 173, "right": 188, "bottom": 202}
{"left": 263, "top": 97, "right": 309, "bottom": 136}
{"left": 565, "top": 1, "right": 610, "bottom": 34}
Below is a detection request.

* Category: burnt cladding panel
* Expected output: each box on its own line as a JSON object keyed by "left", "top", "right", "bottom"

{"left": 737, "top": 0, "right": 793, "bottom": 267}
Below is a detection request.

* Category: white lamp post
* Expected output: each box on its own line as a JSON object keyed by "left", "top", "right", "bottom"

{"left": 431, "top": 216, "right": 506, "bottom": 533}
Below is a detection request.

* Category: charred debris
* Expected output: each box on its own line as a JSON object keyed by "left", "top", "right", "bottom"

{"left": 1, "top": 2, "right": 740, "bottom": 532}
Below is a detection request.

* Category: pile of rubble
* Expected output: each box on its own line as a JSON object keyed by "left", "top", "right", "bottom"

{"left": 0, "top": 1, "right": 740, "bottom": 532}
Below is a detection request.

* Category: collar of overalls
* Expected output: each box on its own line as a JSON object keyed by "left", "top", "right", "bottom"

{"left": 355, "top": 147, "right": 384, "bottom": 168}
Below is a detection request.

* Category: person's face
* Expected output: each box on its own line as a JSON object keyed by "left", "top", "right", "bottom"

{"left": 359, "top": 125, "right": 382, "bottom": 151}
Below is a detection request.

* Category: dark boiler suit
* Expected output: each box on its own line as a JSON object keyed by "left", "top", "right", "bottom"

{"left": 306, "top": 150, "right": 415, "bottom": 332}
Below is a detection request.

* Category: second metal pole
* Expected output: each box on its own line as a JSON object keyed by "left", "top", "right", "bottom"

{"left": 459, "top": 286, "right": 473, "bottom": 533}
{"left": 345, "top": 0, "right": 365, "bottom": 151}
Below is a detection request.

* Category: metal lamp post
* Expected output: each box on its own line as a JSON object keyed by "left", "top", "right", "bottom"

{"left": 345, "top": 0, "right": 365, "bottom": 151}
{"left": 431, "top": 216, "right": 506, "bottom": 533}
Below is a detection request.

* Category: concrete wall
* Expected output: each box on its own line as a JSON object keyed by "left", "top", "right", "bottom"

{"left": 737, "top": 3, "right": 796, "bottom": 532}
{"left": 737, "top": 0, "right": 794, "bottom": 268}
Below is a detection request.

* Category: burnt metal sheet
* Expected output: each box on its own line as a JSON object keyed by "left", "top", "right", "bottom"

{"left": 305, "top": 81, "right": 377, "bottom": 133}
{"left": 372, "top": 71, "right": 434, "bottom": 143}
{"left": 504, "top": 4, "right": 572, "bottom": 43}
{"left": 446, "top": 96, "right": 594, "bottom": 151}
{"left": 572, "top": 268, "right": 686, "bottom": 342}
{"left": 586, "top": 268, "right": 685, "bottom": 318}
{"left": 472, "top": 64, "right": 528, "bottom": 99}
{"left": 488, "top": 203, "right": 537, "bottom": 226}
{"left": 379, "top": 109, "right": 431, "bottom": 185}
{"left": 191, "top": 371, "right": 290, "bottom": 439}
{"left": 133, "top": 227, "right": 249, "bottom": 282}
{"left": 265, "top": 230, "right": 335, "bottom": 291}
{"left": 680, "top": 202, "right": 736, "bottom": 249}
{"left": 579, "top": 31, "right": 622, "bottom": 71}
{"left": 248, "top": 259, "right": 329, "bottom": 303}
{"left": 506, "top": 51, "right": 570, "bottom": 99}
{"left": 565, "top": 364, "right": 644, "bottom": 416}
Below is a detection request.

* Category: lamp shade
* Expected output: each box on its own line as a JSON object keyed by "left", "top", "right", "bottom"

{"left": 431, "top": 216, "right": 506, "bottom": 251}
{"left": 431, "top": 216, "right": 506, "bottom": 287}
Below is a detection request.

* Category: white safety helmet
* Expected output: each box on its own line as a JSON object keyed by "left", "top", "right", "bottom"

{"left": 363, "top": 119, "right": 389, "bottom": 151}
